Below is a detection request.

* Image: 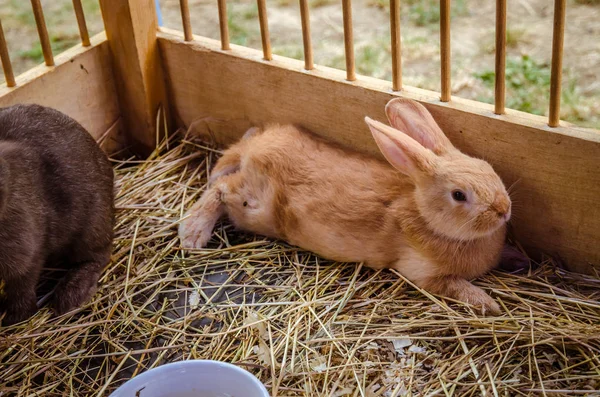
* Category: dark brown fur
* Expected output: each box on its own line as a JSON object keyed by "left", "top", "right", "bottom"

{"left": 0, "top": 104, "right": 114, "bottom": 326}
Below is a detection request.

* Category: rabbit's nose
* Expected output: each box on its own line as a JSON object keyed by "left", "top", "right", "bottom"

{"left": 491, "top": 199, "right": 511, "bottom": 220}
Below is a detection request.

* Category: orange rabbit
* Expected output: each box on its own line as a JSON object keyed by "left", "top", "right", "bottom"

{"left": 179, "top": 98, "right": 511, "bottom": 315}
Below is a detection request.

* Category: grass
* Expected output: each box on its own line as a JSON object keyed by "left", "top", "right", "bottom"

{"left": 6, "top": 0, "right": 100, "bottom": 29}
{"left": 326, "top": 39, "right": 392, "bottom": 80}
{"left": 276, "top": 0, "right": 337, "bottom": 8}
{"left": 273, "top": 44, "right": 304, "bottom": 61}
{"left": 408, "top": 0, "right": 443, "bottom": 26}
{"left": 227, "top": 3, "right": 260, "bottom": 46}
{"left": 506, "top": 28, "right": 528, "bottom": 48}
{"left": 309, "top": 0, "right": 338, "bottom": 8}
{"left": 408, "top": 0, "right": 468, "bottom": 27}
{"left": 476, "top": 55, "right": 553, "bottom": 116}
{"left": 0, "top": 0, "right": 103, "bottom": 79}
{"left": 367, "top": 0, "right": 387, "bottom": 9}
{"left": 276, "top": 0, "right": 294, "bottom": 6}
{"left": 474, "top": 54, "right": 600, "bottom": 128}
{"left": 81, "top": 0, "right": 101, "bottom": 14}
{"left": 19, "top": 34, "right": 79, "bottom": 63}
{"left": 558, "top": 74, "right": 600, "bottom": 128}
{"left": 0, "top": 0, "right": 598, "bottom": 129}
{"left": 482, "top": 28, "right": 529, "bottom": 54}
{"left": 366, "top": 0, "right": 468, "bottom": 24}
{"left": 8, "top": 0, "right": 36, "bottom": 25}
{"left": 355, "top": 43, "right": 392, "bottom": 80}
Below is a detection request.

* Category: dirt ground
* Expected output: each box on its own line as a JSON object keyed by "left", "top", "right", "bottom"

{"left": 0, "top": 0, "right": 599, "bottom": 128}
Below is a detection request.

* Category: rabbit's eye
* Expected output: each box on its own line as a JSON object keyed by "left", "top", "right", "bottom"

{"left": 452, "top": 190, "right": 467, "bottom": 202}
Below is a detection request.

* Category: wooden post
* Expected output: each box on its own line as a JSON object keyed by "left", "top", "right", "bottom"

{"left": 217, "top": 0, "right": 231, "bottom": 50}
{"left": 342, "top": 0, "right": 355, "bottom": 81}
{"left": 494, "top": 0, "right": 506, "bottom": 114}
{"left": 390, "top": 0, "right": 401, "bottom": 91}
{"left": 440, "top": 0, "right": 451, "bottom": 102}
{"left": 257, "top": 0, "right": 272, "bottom": 60}
{"left": 0, "top": 20, "right": 16, "bottom": 87}
{"left": 72, "top": 0, "right": 91, "bottom": 46}
{"left": 299, "top": 0, "right": 313, "bottom": 70}
{"left": 31, "top": 0, "right": 54, "bottom": 66}
{"left": 548, "top": 0, "right": 566, "bottom": 127}
{"left": 179, "top": 0, "right": 193, "bottom": 41}
{"left": 99, "top": 0, "right": 170, "bottom": 155}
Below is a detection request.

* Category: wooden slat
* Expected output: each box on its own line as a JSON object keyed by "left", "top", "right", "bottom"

{"left": 0, "top": 19, "right": 16, "bottom": 87}
{"left": 256, "top": 0, "right": 272, "bottom": 60}
{"left": 390, "top": 0, "right": 401, "bottom": 91}
{"left": 299, "top": 0, "right": 313, "bottom": 70}
{"left": 217, "top": 0, "right": 230, "bottom": 50}
{"left": 342, "top": 0, "right": 355, "bottom": 81}
{"left": 157, "top": 29, "right": 600, "bottom": 275}
{"left": 99, "top": 0, "right": 170, "bottom": 155}
{"left": 179, "top": 0, "right": 193, "bottom": 41}
{"left": 440, "top": 0, "right": 451, "bottom": 101}
{"left": 72, "top": 0, "right": 91, "bottom": 46}
{"left": 549, "top": 0, "right": 566, "bottom": 127}
{"left": 494, "top": 0, "right": 506, "bottom": 114}
{"left": 30, "top": 0, "right": 54, "bottom": 66}
{"left": 0, "top": 33, "right": 121, "bottom": 151}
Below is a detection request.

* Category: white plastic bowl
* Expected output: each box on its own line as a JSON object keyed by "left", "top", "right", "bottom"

{"left": 109, "top": 360, "right": 270, "bottom": 397}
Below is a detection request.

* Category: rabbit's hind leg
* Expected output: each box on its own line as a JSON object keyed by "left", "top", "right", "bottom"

{"left": 179, "top": 172, "right": 245, "bottom": 249}
{"left": 0, "top": 264, "right": 40, "bottom": 325}
{"left": 52, "top": 248, "right": 110, "bottom": 316}
{"left": 52, "top": 205, "right": 113, "bottom": 316}
{"left": 179, "top": 184, "right": 226, "bottom": 249}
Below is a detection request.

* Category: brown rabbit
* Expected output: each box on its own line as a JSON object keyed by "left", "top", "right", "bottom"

{"left": 0, "top": 104, "right": 114, "bottom": 326}
{"left": 179, "top": 98, "right": 511, "bottom": 315}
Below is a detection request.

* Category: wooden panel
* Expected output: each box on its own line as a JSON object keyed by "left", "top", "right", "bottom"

{"left": 0, "top": 33, "right": 123, "bottom": 153}
{"left": 99, "top": 0, "right": 170, "bottom": 155}
{"left": 157, "top": 29, "right": 600, "bottom": 274}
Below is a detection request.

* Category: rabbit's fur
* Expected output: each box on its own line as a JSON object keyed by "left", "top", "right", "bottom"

{"left": 179, "top": 98, "right": 511, "bottom": 315}
{"left": 0, "top": 104, "right": 114, "bottom": 326}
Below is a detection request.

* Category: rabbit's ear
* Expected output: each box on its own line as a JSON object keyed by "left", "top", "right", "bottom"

{"left": 365, "top": 117, "right": 436, "bottom": 179}
{"left": 385, "top": 98, "right": 454, "bottom": 155}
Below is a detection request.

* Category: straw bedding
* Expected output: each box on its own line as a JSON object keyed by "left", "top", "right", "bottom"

{"left": 1, "top": 131, "right": 599, "bottom": 397}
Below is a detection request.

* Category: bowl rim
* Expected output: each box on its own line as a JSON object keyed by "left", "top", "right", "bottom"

{"left": 109, "top": 359, "right": 270, "bottom": 397}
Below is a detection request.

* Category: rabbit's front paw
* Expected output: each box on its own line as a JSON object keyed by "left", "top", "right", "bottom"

{"left": 458, "top": 286, "right": 501, "bottom": 316}
{"left": 421, "top": 275, "right": 501, "bottom": 316}
{"left": 0, "top": 297, "right": 37, "bottom": 326}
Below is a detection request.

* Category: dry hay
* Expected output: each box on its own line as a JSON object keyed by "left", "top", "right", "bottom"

{"left": 1, "top": 131, "right": 600, "bottom": 397}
